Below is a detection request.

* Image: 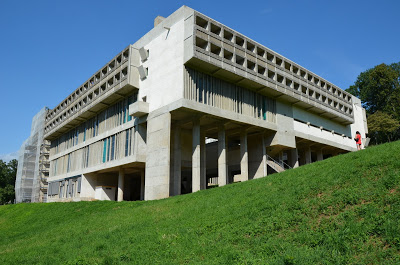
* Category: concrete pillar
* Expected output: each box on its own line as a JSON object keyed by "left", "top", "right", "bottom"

{"left": 140, "top": 170, "right": 145, "bottom": 200}
{"left": 200, "top": 131, "right": 206, "bottom": 190}
{"left": 262, "top": 135, "right": 267, "bottom": 177}
{"left": 248, "top": 134, "right": 264, "bottom": 179}
{"left": 173, "top": 125, "right": 181, "bottom": 195}
{"left": 289, "top": 148, "right": 299, "bottom": 168}
{"left": 240, "top": 129, "right": 248, "bottom": 181}
{"left": 317, "top": 149, "right": 323, "bottom": 161}
{"left": 305, "top": 147, "right": 312, "bottom": 164}
{"left": 117, "top": 168, "right": 124, "bottom": 202}
{"left": 135, "top": 123, "right": 147, "bottom": 156}
{"left": 192, "top": 120, "right": 201, "bottom": 192}
{"left": 145, "top": 112, "right": 171, "bottom": 200}
{"left": 218, "top": 126, "right": 228, "bottom": 186}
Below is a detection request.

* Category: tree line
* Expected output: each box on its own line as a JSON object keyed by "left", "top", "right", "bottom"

{"left": 0, "top": 159, "right": 18, "bottom": 205}
{"left": 346, "top": 62, "right": 400, "bottom": 145}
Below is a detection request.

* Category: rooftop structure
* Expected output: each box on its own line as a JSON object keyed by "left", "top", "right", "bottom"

{"left": 17, "top": 6, "right": 367, "bottom": 203}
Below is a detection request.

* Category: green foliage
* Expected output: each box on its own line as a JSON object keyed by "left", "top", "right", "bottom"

{"left": 347, "top": 63, "right": 400, "bottom": 117}
{"left": 0, "top": 159, "right": 18, "bottom": 205}
{"left": 346, "top": 62, "right": 400, "bottom": 144}
{"left": 368, "top": 111, "right": 399, "bottom": 144}
{"left": 0, "top": 142, "right": 400, "bottom": 264}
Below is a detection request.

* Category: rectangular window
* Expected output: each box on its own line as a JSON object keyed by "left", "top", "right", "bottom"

{"left": 107, "top": 137, "right": 111, "bottom": 162}
{"left": 263, "top": 97, "right": 266, "bottom": 120}
{"left": 124, "top": 101, "right": 127, "bottom": 124}
{"left": 67, "top": 154, "right": 71, "bottom": 172}
{"left": 59, "top": 182, "right": 63, "bottom": 198}
{"left": 77, "top": 177, "right": 82, "bottom": 193}
{"left": 86, "top": 146, "right": 90, "bottom": 167}
{"left": 54, "top": 159, "right": 58, "bottom": 175}
{"left": 93, "top": 119, "right": 96, "bottom": 137}
{"left": 125, "top": 129, "right": 129, "bottom": 157}
{"left": 103, "top": 139, "right": 107, "bottom": 163}
{"left": 110, "top": 135, "right": 115, "bottom": 161}
{"left": 129, "top": 128, "right": 132, "bottom": 156}
{"left": 199, "top": 77, "right": 203, "bottom": 103}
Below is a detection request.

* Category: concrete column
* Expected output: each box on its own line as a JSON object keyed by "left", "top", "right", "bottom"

{"left": 117, "top": 168, "right": 124, "bottom": 202}
{"left": 262, "top": 135, "right": 267, "bottom": 177}
{"left": 173, "top": 125, "right": 181, "bottom": 195}
{"left": 135, "top": 123, "right": 147, "bottom": 157}
{"left": 192, "top": 120, "right": 201, "bottom": 192}
{"left": 200, "top": 131, "right": 206, "bottom": 190}
{"left": 289, "top": 148, "right": 299, "bottom": 168}
{"left": 305, "top": 147, "right": 312, "bottom": 164}
{"left": 248, "top": 134, "right": 264, "bottom": 179}
{"left": 218, "top": 126, "right": 228, "bottom": 186}
{"left": 240, "top": 129, "right": 248, "bottom": 181}
{"left": 145, "top": 112, "right": 171, "bottom": 200}
{"left": 317, "top": 149, "right": 323, "bottom": 161}
{"left": 140, "top": 170, "right": 145, "bottom": 200}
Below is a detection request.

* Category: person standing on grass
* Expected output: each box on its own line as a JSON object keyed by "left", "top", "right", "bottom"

{"left": 354, "top": 131, "right": 362, "bottom": 150}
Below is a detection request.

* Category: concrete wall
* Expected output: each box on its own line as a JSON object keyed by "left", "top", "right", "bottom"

{"left": 293, "top": 105, "right": 351, "bottom": 136}
{"left": 145, "top": 112, "right": 171, "bottom": 200}
{"left": 134, "top": 9, "right": 188, "bottom": 113}
{"left": 350, "top": 96, "right": 368, "bottom": 146}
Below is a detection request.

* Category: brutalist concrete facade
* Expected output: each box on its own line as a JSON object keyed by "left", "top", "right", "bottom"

{"left": 26, "top": 6, "right": 367, "bottom": 202}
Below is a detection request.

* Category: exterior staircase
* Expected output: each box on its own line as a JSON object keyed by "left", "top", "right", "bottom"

{"left": 266, "top": 155, "right": 292, "bottom": 173}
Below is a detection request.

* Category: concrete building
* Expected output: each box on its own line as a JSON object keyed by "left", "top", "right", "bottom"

{"left": 19, "top": 6, "right": 368, "bottom": 202}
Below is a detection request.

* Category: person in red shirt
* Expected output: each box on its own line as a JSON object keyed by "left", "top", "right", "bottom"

{"left": 354, "top": 131, "right": 362, "bottom": 150}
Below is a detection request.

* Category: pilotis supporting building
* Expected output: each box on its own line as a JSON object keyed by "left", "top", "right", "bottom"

{"left": 16, "top": 6, "right": 368, "bottom": 203}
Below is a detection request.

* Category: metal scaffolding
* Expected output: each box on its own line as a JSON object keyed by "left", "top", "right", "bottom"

{"left": 15, "top": 107, "right": 49, "bottom": 203}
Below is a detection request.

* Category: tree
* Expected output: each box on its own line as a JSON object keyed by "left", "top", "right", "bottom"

{"left": 367, "top": 111, "right": 399, "bottom": 144}
{"left": 347, "top": 62, "right": 400, "bottom": 144}
{"left": 0, "top": 159, "right": 18, "bottom": 204}
{"left": 347, "top": 63, "right": 400, "bottom": 119}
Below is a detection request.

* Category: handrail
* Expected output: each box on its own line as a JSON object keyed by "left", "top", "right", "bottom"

{"left": 266, "top": 154, "right": 292, "bottom": 170}
{"left": 280, "top": 160, "right": 292, "bottom": 170}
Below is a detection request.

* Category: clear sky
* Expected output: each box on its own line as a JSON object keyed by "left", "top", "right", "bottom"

{"left": 0, "top": 0, "right": 399, "bottom": 161}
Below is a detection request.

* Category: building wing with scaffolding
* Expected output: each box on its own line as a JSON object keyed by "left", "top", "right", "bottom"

{"left": 15, "top": 107, "right": 50, "bottom": 203}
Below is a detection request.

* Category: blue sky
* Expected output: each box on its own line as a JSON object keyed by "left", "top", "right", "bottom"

{"left": 0, "top": 0, "right": 399, "bottom": 161}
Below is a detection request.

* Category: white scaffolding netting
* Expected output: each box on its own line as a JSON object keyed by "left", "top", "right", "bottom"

{"left": 15, "top": 107, "right": 47, "bottom": 203}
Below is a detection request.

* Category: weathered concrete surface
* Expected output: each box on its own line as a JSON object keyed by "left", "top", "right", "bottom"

{"left": 145, "top": 112, "right": 171, "bottom": 200}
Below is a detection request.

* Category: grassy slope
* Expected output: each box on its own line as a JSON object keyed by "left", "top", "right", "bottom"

{"left": 0, "top": 141, "right": 399, "bottom": 265}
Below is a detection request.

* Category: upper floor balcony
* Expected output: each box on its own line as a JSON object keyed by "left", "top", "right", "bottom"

{"left": 44, "top": 46, "right": 141, "bottom": 140}
{"left": 184, "top": 12, "right": 354, "bottom": 125}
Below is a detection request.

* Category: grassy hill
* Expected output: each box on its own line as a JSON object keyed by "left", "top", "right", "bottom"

{"left": 1, "top": 141, "right": 399, "bottom": 264}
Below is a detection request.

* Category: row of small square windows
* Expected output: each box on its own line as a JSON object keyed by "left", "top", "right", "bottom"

{"left": 44, "top": 67, "right": 128, "bottom": 134}
{"left": 195, "top": 36, "right": 353, "bottom": 116}
{"left": 195, "top": 36, "right": 352, "bottom": 116}
{"left": 46, "top": 48, "right": 130, "bottom": 123}
{"left": 195, "top": 15, "right": 352, "bottom": 103}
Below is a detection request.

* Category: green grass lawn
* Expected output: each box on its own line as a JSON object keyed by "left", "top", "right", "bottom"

{"left": 1, "top": 141, "right": 399, "bottom": 264}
